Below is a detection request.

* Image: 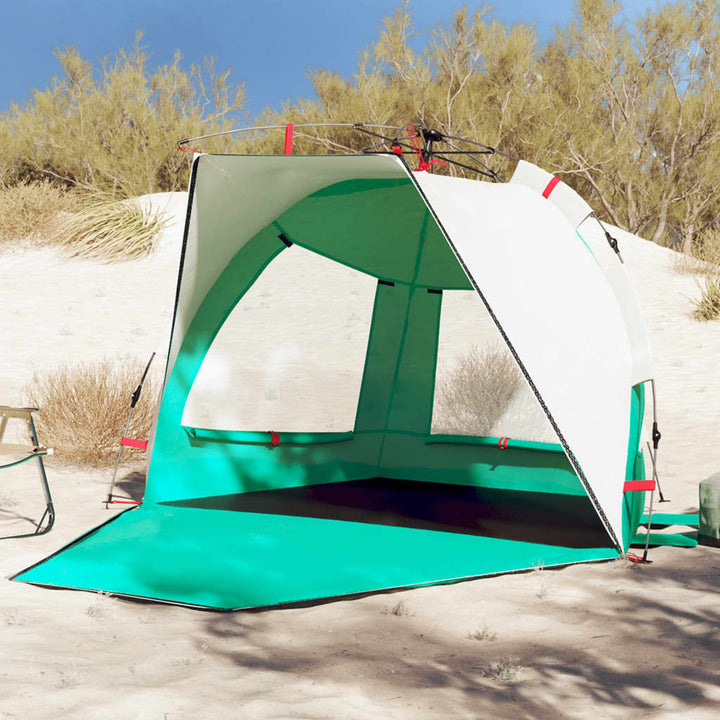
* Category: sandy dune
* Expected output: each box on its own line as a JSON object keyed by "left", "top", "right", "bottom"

{"left": 1, "top": 191, "right": 719, "bottom": 719}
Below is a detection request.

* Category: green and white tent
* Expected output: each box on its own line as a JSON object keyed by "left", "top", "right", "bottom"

{"left": 15, "top": 152, "right": 654, "bottom": 609}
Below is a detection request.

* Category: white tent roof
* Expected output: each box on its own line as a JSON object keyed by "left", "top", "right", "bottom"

{"left": 412, "top": 170, "right": 635, "bottom": 547}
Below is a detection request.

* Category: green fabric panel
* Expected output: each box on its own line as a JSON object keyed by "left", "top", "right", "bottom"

{"left": 641, "top": 513, "right": 699, "bottom": 527}
{"left": 278, "top": 179, "right": 471, "bottom": 289}
{"left": 414, "top": 219, "right": 471, "bottom": 288}
{"left": 146, "top": 228, "right": 288, "bottom": 503}
{"left": 353, "top": 283, "right": 410, "bottom": 434}
{"left": 378, "top": 434, "right": 586, "bottom": 494}
{"left": 384, "top": 289, "right": 442, "bottom": 434}
{"left": 14, "top": 505, "right": 618, "bottom": 610}
{"left": 621, "top": 384, "right": 646, "bottom": 551}
{"left": 632, "top": 530, "right": 698, "bottom": 548}
{"left": 426, "top": 435, "right": 565, "bottom": 454}
{"left": 183, "top": 427, "right": 354, "bottom": 446}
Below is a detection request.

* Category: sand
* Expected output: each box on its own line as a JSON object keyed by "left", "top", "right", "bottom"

{"left": 1, "top": 193, "right": 719, "bottom": 719}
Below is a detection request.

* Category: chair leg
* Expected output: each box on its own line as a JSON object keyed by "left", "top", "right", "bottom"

{"left": 29, "top": 416, "right": 55, "bottom": 535}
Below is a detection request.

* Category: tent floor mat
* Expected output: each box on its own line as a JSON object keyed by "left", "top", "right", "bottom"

{"left": 13, "top": 478, "right": 619, "bottom": 610}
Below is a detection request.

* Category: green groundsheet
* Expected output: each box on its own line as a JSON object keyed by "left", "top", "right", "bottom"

{"left": 15, "top": 480, "right": 619, "bottom": 610}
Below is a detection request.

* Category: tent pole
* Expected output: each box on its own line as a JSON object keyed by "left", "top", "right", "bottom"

{"left": 647, "top": 378, "right": 666, "bottom": 503}
{"left": 105, "top": 353, "right": 155, "bottom": 507}
{"left": 640, "top": 378, "right": 665, "bottom": 563}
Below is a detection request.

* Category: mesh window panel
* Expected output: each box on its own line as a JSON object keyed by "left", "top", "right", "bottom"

{"left": 182, "top": 245, "right": 377, "bottom": 432}
{"left": 431, "top": 290, "right": 556, "bottom": 442}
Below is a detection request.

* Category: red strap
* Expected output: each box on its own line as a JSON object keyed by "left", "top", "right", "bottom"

{"left": 121, "top": 437, "right": 148, "bottom": 451}
{"left": 623, "top": 480, "right": 656, "bottom": 492}
{"left": 498, "top": 437, "right": 509, "bottom": 450}
{"left": 270, "top": 431, "right": 280, "bottom": 447}
{"left": 178, "top": 143, "right": 203, "bottom": 154}
{"left": 542, "top": 176, "right": 561, "bottom": 199}
{"left": 109, "top": 499, "right": 141, "bottom": 505}
{"left": 284, "top": 124, "right": 294, "bottom": 155}
{"left": 625, "top": 552, "right": 644, "bottom": 563}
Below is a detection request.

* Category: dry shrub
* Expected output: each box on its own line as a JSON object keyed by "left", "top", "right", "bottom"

{"left": 467, "top": 624, "right": 497, "bottom": 641}
{"left": 25, "top": 359, "right": 158, "bottom": 467}
{"left": 381, "top": 600, "right": 414, "bottom": 617}
{"left": 0, "top": 181, "right": 79, "bottom": 246}
{"left": 433, "top": 345, "right": 521, "bottom": 435}
{"left": 56, "top": 196, "right": 168, "bottom": 261}
{"left": 1, "top": 39, "right": 245, "bottom": 196}
{"left": 674, "top": 227, "right": 720, "bottom": 276}
{"left": 691, "top": 274, "right": 720, "bottom": 322}
{"left": 479, "top": 658, "right": 525, "bottom": 683}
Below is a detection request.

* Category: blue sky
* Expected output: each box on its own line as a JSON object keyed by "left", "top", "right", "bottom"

{"left": 2, "top": 0, "right": 660, "bottom": 119}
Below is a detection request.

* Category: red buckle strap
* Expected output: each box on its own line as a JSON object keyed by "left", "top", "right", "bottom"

{"left": 623, "top": 480, "right": 656, "bottom": 492}
{"left": 498, "top": 437, "right": 509, "bottom": 450}
{"left": 269, "top": 431, "right": 280, "bottom": 447}
{"left": 625, "top": 552, "right": 645, "bottom": 563}
{"left": 120, "top": 437, "right": 148, "bottom": 451}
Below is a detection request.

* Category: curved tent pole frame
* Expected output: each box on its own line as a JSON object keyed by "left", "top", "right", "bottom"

{"left": 177, "top": 123, "right": 514, "bottom": 181}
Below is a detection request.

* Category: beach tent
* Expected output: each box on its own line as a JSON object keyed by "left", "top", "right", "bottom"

{"left": 14, "top": 153, "right": 653, "bottom": 609}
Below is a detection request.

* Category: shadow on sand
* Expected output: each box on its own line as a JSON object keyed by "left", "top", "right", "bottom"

{"left": 196, "top": 549, "right": 720, "bottom": 718}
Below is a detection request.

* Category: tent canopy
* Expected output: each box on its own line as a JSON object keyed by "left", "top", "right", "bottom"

{"left": 14, "top": 154, "right": 648, "bottom": 610}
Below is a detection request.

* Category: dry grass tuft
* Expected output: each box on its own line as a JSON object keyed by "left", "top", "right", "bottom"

{"left": 433, "top": 344, "right": 521, "bottom": 435}
{"left": 467, "top": 624, "right": 497, "bottom": 641}
{"left": 56, "top": 196, "right": 168, "bottom": 261}
{"left": 55, "top": 661, "right": 79, "bottom": 690}
{"left": 0, "top": 181, "right": 80, "bottom": 247}
{"left": 0, "top": 493, "right": 18, "bottom": 508}
{"left": 691, "top": 274, "right": 720, "bottom": 322}
{"left": 86, "top": 592, "right": 118, "bottom": 622}
{"left": 25, "top": 358, "right": 158, "bottom": 467}
{"left": 478, "top": 658, "right": 525, "bottom": 683}
{"left": 382, "top": 600, "right": 414, "bottom": 617}
{"left": 1, "top": 610, "right": 24, "bottom": 626}
{"left": 674, "top": 227, "right": 720, "bottom": 276}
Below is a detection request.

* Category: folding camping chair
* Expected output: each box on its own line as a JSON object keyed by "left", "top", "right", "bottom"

{"left": 0, "top": 405, "right": 54, "bottom": 539}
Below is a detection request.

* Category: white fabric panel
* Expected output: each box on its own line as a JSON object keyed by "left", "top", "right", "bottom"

{"left": 168, "top": 154, "right": 407, "bottom": 378}
{"left": 510, "top": 160, "right": 593, "bottom": 228}
{"left": 577, "top": 219, "right": 654, "bottom": 384}
{"left": 511, "top": 160, "right": 654, "bottom": 385}
{"left": 412, "top": 172, "right": 633, "bottom": 547}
